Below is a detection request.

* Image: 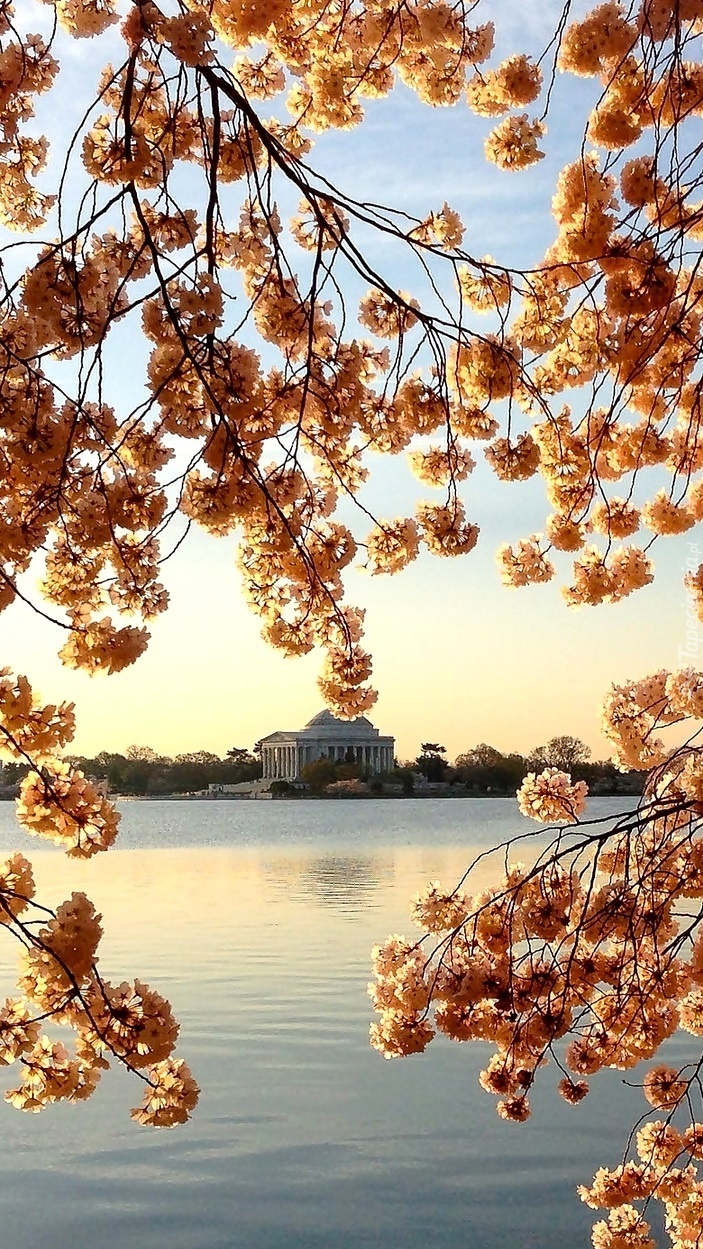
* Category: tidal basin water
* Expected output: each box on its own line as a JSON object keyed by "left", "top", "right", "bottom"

{"left": 0, "top": 797, "right": 687, "bottom": 1249}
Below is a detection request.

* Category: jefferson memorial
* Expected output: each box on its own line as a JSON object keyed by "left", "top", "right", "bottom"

{"left": 260, "top": 710, "right": 395, "bottom": 781}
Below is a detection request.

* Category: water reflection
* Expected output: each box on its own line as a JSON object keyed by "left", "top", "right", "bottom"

{"left": 264, "top": 853, "right": 395, "bottom": 911}
{"left": 0, "top": 802, "right": 673, "bottom": 1249}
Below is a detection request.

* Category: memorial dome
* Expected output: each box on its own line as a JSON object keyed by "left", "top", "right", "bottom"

{"left": 305, "top": 710, "right": 374, "bottom": 733}
{"left": 260, "top": 707, "right": 394, "bottom": 780}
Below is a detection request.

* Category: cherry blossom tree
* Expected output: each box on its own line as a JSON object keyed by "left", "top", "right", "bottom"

{"left": 1, "top": 0, "right": 703, "bottom": 1237}
{"left": 530, "top": 735, "right": 592, "bottom": 770}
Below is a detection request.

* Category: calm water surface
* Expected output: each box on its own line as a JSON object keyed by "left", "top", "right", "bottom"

{"left": 0, "top": 798, "right": 682, "bottom": 1249}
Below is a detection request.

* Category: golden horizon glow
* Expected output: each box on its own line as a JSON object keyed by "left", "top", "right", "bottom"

{"left": 2, "top": 519, "right": 685, "bottom": 765}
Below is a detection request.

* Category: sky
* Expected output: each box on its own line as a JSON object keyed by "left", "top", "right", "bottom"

{"left": 0, "top": 0, "right": 697, "bottom": 765}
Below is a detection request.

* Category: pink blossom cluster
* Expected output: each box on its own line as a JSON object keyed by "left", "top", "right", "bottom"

{"left": 517, "top": 767, "right": 589, "bottom": 823}
{"left": 0, "top": 669, "right": 198, "bottom": 1125}
{"left": 373, "top": 669, "right": 703, "bottom": 1248}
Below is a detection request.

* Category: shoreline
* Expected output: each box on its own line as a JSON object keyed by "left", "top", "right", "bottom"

{"left": 113, "top": 787, "right": 641, "bottom": 802}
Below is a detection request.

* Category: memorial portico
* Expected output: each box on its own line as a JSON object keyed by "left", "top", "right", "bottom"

{"left": 260, "top": 710, "right": 395, "bottom": 781}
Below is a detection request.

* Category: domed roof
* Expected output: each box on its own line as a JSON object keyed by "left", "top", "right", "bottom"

{"left": 305, "top": 710, "right": 375, "bottom": 732}
{"left": 306, "top": 709, "right": 338, "bottom": 728}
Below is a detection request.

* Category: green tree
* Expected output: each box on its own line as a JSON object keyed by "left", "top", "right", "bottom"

{"left": 175, "top": 751, "right": 221, "bottom": 766}
{"left": 415, "top": 743, "right": 448, "bottom": 783}
{"left": 529, "top": 736, "right": 591, "bottom": 771}
{"left": 269, "top": 779, "right": 292, "bottom": 796}
{"left": 455, "top": 744, "right": 504, "bottom": 769}
{"left": 226, "top": 747, "right": 256, "bottom": 766}
{"left": 454, "top": 748, "right": 528, "bottom": 794}
{"left": 301, "top": 758, "right": 339, "bottom": 793}
{"left": 125, "top": 745, "right": 164, "bottom": 763}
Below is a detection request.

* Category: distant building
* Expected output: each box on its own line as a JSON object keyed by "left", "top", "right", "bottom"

{"left": 207, "top": 779, "right": 272, "bottom": 798}
{"left": 260, "top": 710, "right": 395, "bottom": 781}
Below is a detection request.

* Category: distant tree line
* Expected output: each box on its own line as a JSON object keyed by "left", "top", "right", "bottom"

{"left": 1, "top": 745, "right": 262, "bottom": 796}
{"left": 412, "top": 735, "right": 644, "bottom": 795}
{"left": 0, "top": 734, "right": 643, "bottom": 799}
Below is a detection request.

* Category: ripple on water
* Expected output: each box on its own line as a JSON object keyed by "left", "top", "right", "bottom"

{"left": 0, "top": 797, "right": 668, "bottom": 1249}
